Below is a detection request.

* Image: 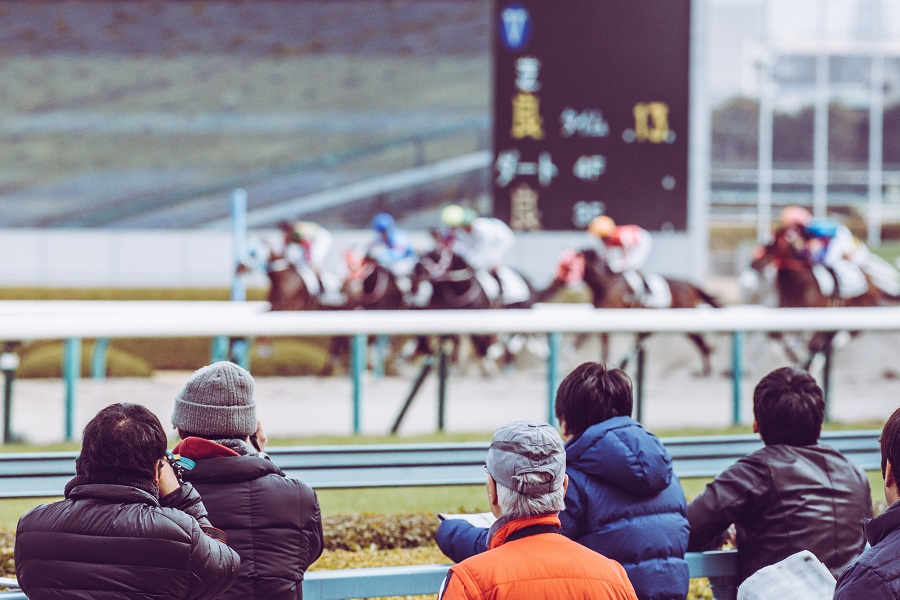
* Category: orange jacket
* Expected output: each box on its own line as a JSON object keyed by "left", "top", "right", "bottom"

{"left": 438, "top": 514, "right": 639, "bottom": 600}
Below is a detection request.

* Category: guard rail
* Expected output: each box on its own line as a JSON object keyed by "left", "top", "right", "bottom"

{"left": 0, "top": 430, "right": 879, "bottom": 498}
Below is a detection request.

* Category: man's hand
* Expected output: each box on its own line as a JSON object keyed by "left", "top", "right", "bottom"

{"left": 158, "top": 458, "right": 181, "bottom": 497}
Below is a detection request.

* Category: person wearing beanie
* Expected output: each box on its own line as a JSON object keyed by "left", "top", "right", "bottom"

{"left": 171, "top": 361, "right": 324, "bottom": 600}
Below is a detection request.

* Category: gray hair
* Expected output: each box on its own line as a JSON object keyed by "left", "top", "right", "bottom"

{"left": 495, "top": 471, "right": 565, "bottom": 520}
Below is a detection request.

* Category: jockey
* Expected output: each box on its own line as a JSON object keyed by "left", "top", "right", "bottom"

{"left": 440, "top": 204, "right": 528, "bottom": 304}
{"left": 367, "top": 213, "right": 417, "bottom": 277}
{"left": 587, "top": 215, "right": 653, "bottom": 300}
{"left": 278, "top": 220, "right": 332, "bottom": 273}
{"left": 277, "top": 220, "right": 341, "bottom": 301}
{"left": 776, "top": 206, "right": 900, "bottom": 297}
{"left": 440, "top": 205, "right": 514, "bottom": 271}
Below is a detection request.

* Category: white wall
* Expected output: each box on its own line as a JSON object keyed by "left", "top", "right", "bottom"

{"left": 2, "top": 229, "right": 701, "bottom": 288}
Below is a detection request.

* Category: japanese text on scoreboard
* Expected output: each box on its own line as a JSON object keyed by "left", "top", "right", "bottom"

{"left": 492, "top": 0, "right": 691, "bottom": 232}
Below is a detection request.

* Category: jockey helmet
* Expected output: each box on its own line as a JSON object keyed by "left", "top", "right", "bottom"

{"left": 588, "top": 215, "right": 616, "bottom": 238}
{"left": 441, "top": 204, "right": 467, "bottom": 227}
{"left": 371, "top": 213, "right": 396, "bottom": 232}
{"left": 780, "top": 206, "right": 812, "bottom": 227}
{"left": 293, "top": 221, "right": 319, "bottom": 240}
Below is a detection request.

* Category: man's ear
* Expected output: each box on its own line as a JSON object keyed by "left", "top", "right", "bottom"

{"left": 562, "top": 474, "right": 569, "bottom": 495}
{"left": 887, "top": 460, "right": 897, "bottom": 490}
{"left": 154, "top": 459, "right": 163, "bottom": 485}
{"left": 752, "top": 420, "right": 759, "bottom": 434}
{"left": 486, "top": 475, "right": 498, "bottom": 506}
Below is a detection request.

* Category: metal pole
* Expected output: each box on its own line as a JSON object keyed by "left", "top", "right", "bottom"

{"left": 689, "top": 0, "right": 711, "bottom": 281}
{"left": 390, "top": 356, "right": 434, "bottom": 434}
{"left": 91, "top": 338, "right": 110, "bottom": 380}
{"left": 546, "top": 332, "right": 561, "bottom": 425}
{"left": 232, "top": 188, "right": 248, "bottom": 303}
{"left": 867, "top": 27, "right": 885, "bottom": 247}
{"left": 1, "top": 344, "right": 20, "bottom": 445}
{"left": 731, "top": 332, "right": 744, "bottom": 426}
{"left": 210, "top": 336, "right": 229, "bottom": 363}
{"left": 231, "top": 188, "right": 250, "bottom": 369}
{"left": 812, "top": 0, "right": 830, "bottom": 219}
{"left": 350, "top": 334, "right": 366, "bottom": 434}
{"left": 756, "top": 0, "right": 775, "bottom": 242}
{"left": 823, "top": 336, "right": 833, "bottom": 422}
{"left": 635, "top": 342, "right": 646, "bottom": 423}
{"left": 437, "top": 338, "right": 450, "bottom": 432}
{"left": 64, "top": 338, "right": 81, "bottom": 442}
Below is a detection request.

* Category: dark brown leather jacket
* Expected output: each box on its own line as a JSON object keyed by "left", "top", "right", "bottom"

{"left": 687, "top": 443, "right": 872, "bottom": 583}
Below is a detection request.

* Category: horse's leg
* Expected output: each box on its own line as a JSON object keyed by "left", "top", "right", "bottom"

{"left": 802, "top": 331, "right": 837, "bottom": 371}
{"left": 600, "top": 332, "right": 610, "bottom": 363}
{"left": 618, "top": 333, "right": 650, "bottom": 370}
{"left": 686, "top": 333, "right": 713, "bottom": 377}
{"left": 472, "top": 334, "right": 500, "bottom": 377}
{"left": 322, "top": 336, "right": 349, "bottom": 376}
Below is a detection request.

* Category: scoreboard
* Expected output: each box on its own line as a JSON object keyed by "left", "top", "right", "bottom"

{"left": 492, "top": 0, "right": 692, "bottom": 232}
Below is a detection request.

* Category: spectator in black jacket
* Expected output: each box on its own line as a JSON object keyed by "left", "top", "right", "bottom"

{"left": 835, "top": 406, "right": 900, "bottom": 599}
{"left": 171, "top": 361, "right": 324, "bottom": 599}
{"left": 15, "top": 403, "right": 240, "bottom": 599}
{"left": 687, "top": 366, "right": 872, "bottom": 583}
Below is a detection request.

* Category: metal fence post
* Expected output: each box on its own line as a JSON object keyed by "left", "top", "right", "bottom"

{"left": 351, "top": 334, "right": 366, "bottom": 434}
{"left": 231, "top": 188, "right": 250, "bottom": 370}
{"left": 64, "top": 338, "right": 81, "bottom": 442}
{"left": 1, "top": 342, "right": 21, "bottom": 445}
{"left": 546, "top": 332, "right": 561, "bottom": 425}
{"left": 91, "top": 338, "right": 110, "bottom": 380}
{"left": 731, "top": 332, "right": 744, "bottom": 426}
{"left": 437, "top": 337, "right": 450, "bottom": 432}
{"left": 635, "top": 342, "right": 646, "bottom": 423}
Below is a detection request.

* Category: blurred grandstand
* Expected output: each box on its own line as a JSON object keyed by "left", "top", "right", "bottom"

{"left": 2, "top": 0, "right": 900, "bottom": 276}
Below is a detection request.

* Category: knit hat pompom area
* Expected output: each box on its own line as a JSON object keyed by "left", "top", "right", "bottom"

{"left": 171, "top": 361, "right": 257, "bottom": 439}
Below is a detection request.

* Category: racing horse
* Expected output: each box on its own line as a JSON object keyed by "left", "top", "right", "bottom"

{"left": 238, "top": 243, "right": 348, "bottom": 373}
{"left": 410, "top": 243, "right": 496, "bottom": 365}
{"left": 561, "top": 248, "right": 720, "bottom": 376}
{"left": 264, "top": 253, "right": 319, "bottom": 311}
{"left": 750, "top": 226, "right": 886, "bottom": 367}
{"left": 343, "top": 251, "right": 408, "bottom": 311}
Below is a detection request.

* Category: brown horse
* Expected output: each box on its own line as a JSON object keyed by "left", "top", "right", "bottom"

{"left": 751, "top": 226, "right": 885, "bottom": 309}
{"left": 561, "top": 248, "right": 720, "bottom": 376}
{"left": 265, "top": 255, "right": 318, "bottom": 312}
{"left": 342, "top": 251, "right": 407, "bottom": 311}
{"left": 750, "top": 226, "right": 887, "bottom": 367}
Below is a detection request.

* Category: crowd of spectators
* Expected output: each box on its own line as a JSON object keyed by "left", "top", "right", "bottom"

{"left": 11, "top": 360, "right": 896, "bottom": 599}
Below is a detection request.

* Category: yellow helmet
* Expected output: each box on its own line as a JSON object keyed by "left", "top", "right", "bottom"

{"left": 588, "top": 215, "right": 616, "bottom": 238}
{"left": 441, "top": 204, "right": 467, "bottom": 227}
{"left": 780, "top": 206, "right": 812, "bottom": 227}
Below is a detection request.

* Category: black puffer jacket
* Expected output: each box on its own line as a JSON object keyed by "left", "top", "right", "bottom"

{"left": 15, "top": 482, "right": 240, "bottom": 599}
{"left": 687, "top": 443, "right": 872, "bottom": 583}
{"left": 177, "top": 439, "right": 324, "bottom": 600}
{"left": 835, "top": 499, "right": 900, "bottom": 599}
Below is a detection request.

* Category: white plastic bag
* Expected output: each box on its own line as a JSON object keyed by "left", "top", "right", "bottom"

{"left": 737, "top": 550, "right": 836, "bottom": 600}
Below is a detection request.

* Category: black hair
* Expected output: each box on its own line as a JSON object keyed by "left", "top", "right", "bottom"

{"left": 753, "top": 367, "right": 824, "bottom": 446}
{"left": 76, "top": 403, "right": 168, "bottom": 482}
{"left": 880, "top": 407, "right": 900, "bottom": 479}
{"left": 554, "top": 362, "right": 633, "bottom": 440}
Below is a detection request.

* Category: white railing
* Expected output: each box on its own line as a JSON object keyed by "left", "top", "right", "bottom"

{"left": 3, "top": 302, "right": 900, "bottom": 339}
{"left": 2, "top": 301, "right": 898, "bottom": 439}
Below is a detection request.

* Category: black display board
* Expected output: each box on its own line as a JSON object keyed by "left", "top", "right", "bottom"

{"left": 492, "top": 0, "right": 691, "bottom": 232}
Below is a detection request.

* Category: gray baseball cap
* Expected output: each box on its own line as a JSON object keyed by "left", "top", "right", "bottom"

{"left": 485, "top": 420, "right": 566, "bottom": 494}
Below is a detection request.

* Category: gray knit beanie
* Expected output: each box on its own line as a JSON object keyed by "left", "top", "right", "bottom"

{"left": 172, "top": 361, "right": 256, "bottom": 438}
